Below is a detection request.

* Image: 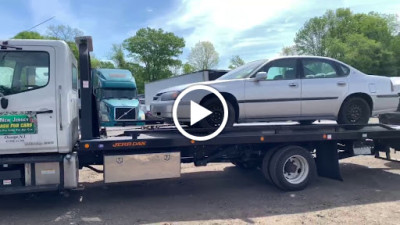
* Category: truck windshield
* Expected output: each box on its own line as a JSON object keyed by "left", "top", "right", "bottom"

{"left": 217, "top": 59, "right": 267, "bottom": 80}
{"left": 101, "top": 89, "right": 137, "bottom": 99}
{"left": 0, "top": 51, "right": 49, "bottom": 96}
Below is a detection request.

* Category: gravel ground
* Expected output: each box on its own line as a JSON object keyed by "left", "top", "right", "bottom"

{"left": 1, "top": 154, "right": 400, "bottom": 225}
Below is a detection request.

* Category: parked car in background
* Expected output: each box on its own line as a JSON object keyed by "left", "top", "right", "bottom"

{"left": 93, "top": 69, "right": 145, "bottom": 126}
{"left": 151, "top": 56, "right": 399, "bottom": 128}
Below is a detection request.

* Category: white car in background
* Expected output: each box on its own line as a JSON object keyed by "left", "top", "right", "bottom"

{"left": 151, "top": 56, "right": 399, "bottom": 128}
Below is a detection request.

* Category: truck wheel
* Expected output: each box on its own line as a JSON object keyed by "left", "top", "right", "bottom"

{"left": 268, "top": 145, "right": 316, "bottom": 191}
{"left": 198, "top": 97, "right": 235, "bottom": 128}
{"left": 261, "top": 147, "right": 280, "bottom": 184}
{"left": 337, "top": 97, "right": 370, "bottom": 125}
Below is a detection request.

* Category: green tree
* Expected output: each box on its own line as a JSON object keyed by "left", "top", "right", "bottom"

{"left": 280, "top": 45, "right": 299, "bottom": 56}
{"left": 123, "top": 27, "right": 185, "bottom": 82}
{"left": 183, "top": 62, "right": 195, "bottom": 73}
{"left": 91, "top": 56, "right": 115, "bottom": 69}
{"left": 46, "top": 25, "right": 84, "bottom": 42}
{"left": 13, "top": 31, "right": 44, "bottom": 39}
{"left": 110, "top": 44, "right": 146, "bottom": 93}
{"left": 341, "top": 34, "right": 395, "bottom": 75}
{"left": 46, "top": 25, "right": 84, "bottom": 60}
{"left": 293, "top": 8, "right": 400, "bottom": 75}
{"left": 188, "top": 41, "right": 219, "bottom": 70}
{"left": 391, "top": 35, "right": 400, "bottom": 76}
{"left": 111, "top": 44, "right": 129, "bottom": 68}
{"left": 228, "top": 55, "right": 245, "bottom": 69}
{"left": 294, "top": 16, "right": 328, "bottom": 56}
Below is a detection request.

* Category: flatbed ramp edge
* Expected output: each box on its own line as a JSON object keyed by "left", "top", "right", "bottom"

{"left": 79, "top": 123, "right": 400, "bottom": 151}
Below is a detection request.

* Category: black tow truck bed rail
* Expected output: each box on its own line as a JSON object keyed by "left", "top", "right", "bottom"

{"left": 79, "top": 123, "right": 400, "bottom": 151}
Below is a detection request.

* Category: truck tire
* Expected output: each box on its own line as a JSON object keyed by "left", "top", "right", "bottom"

{"left": 198, "top": 97, "right": 235, "bottom": 128}
{"left": 261, "top": 146, "right": 281, "bottom": 184}
{"left": 268, "top": 145, "right": 316, "bottom": 191}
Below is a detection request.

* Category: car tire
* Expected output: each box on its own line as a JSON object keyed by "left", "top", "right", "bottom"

{"left": 198, "top": 97, "right": 235, "bottom": 128}
{"left": 337, "top": 97, "right": 371, "bottom": 125}
{"left": 298, "top": 120, "right": 315, "bottom": 125}
{"left": 267, "top": 145, "right": 316, "bottom": 191}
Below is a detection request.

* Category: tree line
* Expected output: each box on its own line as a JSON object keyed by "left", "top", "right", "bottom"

{"left": 12, "top": 8, "right": 400, "bottom": 93}
{"left": 13, "top": 26, "right": 245, "bottom": 93}
{"left": 281, "top": 8, "right": 400, "bottom": 76}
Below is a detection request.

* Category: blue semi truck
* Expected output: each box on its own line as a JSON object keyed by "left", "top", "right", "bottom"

{"left": 92, "top": 68, "right": 145, "bottom": 126}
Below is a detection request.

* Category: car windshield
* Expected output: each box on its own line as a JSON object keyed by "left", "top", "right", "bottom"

{"left": 101, "top": 88, "right": 137, "bottom": 99}
{"left": 217, "top": 59, "right": 267, "bottom": 80}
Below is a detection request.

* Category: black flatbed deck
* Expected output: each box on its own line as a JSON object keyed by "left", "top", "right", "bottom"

{"left": 78, "top": 123, "right": 400, "bottom": 151}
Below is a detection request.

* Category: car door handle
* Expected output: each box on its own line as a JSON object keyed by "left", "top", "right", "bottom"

{"left": 337, "top": 81, "right": 346, "bottom": 86}
{"left": 289, "top": 83, "right": 298, "bottom": 87}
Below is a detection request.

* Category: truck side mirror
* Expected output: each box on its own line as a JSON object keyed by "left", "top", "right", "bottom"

{"left": 254, "top": 72, "right": 267, "bottom": 81}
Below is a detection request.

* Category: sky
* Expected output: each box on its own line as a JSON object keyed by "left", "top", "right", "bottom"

{"left": 0, "top": 0, "right": 399, "bottom": 69}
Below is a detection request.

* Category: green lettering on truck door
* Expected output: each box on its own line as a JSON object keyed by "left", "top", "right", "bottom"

{"left": 0, "top": 112, "right": 37, "bottom": 135}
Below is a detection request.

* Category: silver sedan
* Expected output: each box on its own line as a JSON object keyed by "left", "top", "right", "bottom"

{"left": 151, "top": 56, "right": 399, "bottom": 128}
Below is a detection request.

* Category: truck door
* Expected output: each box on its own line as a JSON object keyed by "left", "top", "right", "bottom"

{"left": 0, "top": 46, "right": 58, "bottom": 154}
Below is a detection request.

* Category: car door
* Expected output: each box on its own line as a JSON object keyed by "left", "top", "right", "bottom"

{"left": 300, "top": 58, "right": 349, "bottom": 117}
{"left": 0, "top": 46, "right": 58, "bottom": 154}
{"left": 244, "top": 58, "right": 301, "bottom": 119}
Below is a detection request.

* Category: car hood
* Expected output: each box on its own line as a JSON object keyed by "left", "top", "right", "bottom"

{"left": 102, "top": 99, "right": 139, "bottom": 108}
{"left": 158, "top": 79, "right": 239, "bottom": 94}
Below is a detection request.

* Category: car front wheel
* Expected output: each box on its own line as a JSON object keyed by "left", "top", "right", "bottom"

{"left": 337, "top": 97, "right": 371, "bottom": 125}
{"left": 197, "top": 97, "right": 235, "bottom": 128}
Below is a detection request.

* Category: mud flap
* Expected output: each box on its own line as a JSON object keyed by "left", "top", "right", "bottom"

{"left": 315, "top": 141, "right": 343, "bottom": 181}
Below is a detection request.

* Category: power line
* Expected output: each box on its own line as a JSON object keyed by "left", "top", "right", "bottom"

{"left": 27, "top": 16, "right": 55, "bottom": 31}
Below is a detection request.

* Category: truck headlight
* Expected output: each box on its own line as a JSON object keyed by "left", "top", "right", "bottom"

{"left": 100, "top": 102, "right": 110, "bottom": 113}
{"left": 160, "top": 91, "right": 180, "bottom": 101}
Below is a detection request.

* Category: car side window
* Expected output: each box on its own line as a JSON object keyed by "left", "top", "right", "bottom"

{"left": 339, "top": 64, "right": 350, "bottom": 76}
{"left": 258, "top": 59, "right": 297, "bottom": 81}
{"left": 302, "top": 59, "right": 340, "bottom": 79}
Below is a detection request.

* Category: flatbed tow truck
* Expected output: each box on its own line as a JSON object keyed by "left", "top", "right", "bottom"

{"left": 0, "top": 36, "right": 400, "bottom": 195}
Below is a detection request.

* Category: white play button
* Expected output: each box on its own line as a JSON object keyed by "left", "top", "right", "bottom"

{"left": 172, "top": 84, "right": 228, "bottom": 141}
{"left": 190, "top": 101, "right": 212, "bottom": 126}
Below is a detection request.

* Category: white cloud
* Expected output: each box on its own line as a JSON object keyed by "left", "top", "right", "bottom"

{"left": 150, "top": 0, "right": 303, "bottom": 67}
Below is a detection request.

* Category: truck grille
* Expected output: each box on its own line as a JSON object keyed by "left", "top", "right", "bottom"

{"left": 115, "top": 108, "right": 136, "bottom": 120}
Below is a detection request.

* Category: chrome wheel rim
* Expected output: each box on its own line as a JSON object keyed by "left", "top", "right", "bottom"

{"left": 283, "top": 155, "right": 309, "bottom": 184}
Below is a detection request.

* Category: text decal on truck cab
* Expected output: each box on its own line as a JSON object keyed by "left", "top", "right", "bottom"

{"left": 0, "top": 112, "right": 37, "bottom": 135}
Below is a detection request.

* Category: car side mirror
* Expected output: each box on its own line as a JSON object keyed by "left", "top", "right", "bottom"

{"left": 254, "top": 72, "right": 267, "bottom": 81}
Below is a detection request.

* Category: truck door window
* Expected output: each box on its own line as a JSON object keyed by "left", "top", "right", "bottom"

{"left": 0, "top": 51, "right": 49, "bottom": 96}
{"left": 72, "top": 65, "right": 78, "bottom": 90}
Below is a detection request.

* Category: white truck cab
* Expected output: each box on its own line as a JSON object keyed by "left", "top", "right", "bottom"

{"left": 0, "top": 40, "right": 79, "bottom": 155}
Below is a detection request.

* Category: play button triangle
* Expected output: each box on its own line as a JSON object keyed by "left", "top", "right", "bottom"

{"left": 190, "top": 101, "right": 212, "bottom": 126}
